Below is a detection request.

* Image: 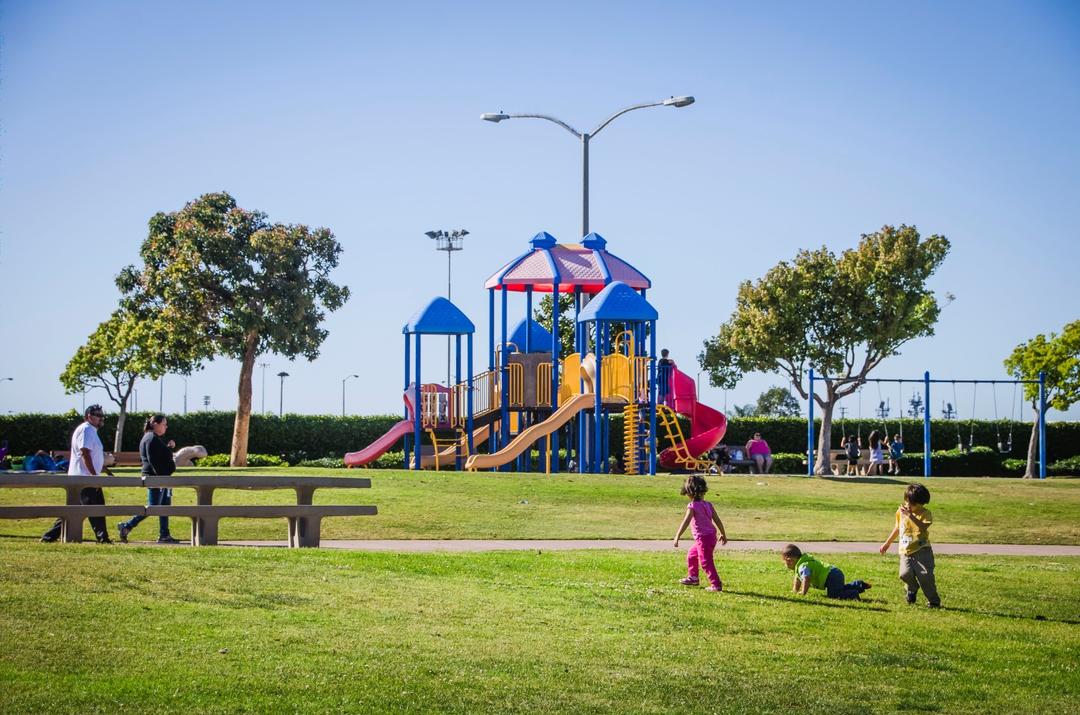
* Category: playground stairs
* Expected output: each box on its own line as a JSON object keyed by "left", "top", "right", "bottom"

{"left": 656, "top": 405, "right": 711, "bottom": 472}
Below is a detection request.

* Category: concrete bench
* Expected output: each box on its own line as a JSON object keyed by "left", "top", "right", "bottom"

{"left": 0, "top": 504, "right": 145, "bottom": 543}
{"left": 148, "top": 505, "right": 378, "bottom": 547}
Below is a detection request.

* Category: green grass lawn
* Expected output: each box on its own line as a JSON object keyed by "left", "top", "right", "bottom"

{"left": 1, "top": 544, "right": 1076, "bottom": 714}
{"left": 1, "top": 469, "right": 1078, "bottom": 544}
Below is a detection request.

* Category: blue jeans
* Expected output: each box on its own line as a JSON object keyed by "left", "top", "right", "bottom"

{"left": 120, "top": 488, "right": 173, "bottom": 538}
{"left": 825, "top": 567, "right": 868, "bottom": 599}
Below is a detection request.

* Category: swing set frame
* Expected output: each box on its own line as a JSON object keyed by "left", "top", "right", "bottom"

{"left": 806, "top": 370, "right": 1048, "bottom": 478}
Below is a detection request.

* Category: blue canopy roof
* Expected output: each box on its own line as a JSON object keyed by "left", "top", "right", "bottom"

{"left": 577, "top": 281, "right": 658, "bottom": 322}
{"left": 402, "top": 297, "right": 475, "bottom": 335}
{"left": 509, "top": 319, "right": 554, "bottom": 352}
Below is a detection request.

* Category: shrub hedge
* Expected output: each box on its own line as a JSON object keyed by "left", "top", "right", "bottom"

{"left": 2, "top": 412, "right": 1076, "bottom": 475}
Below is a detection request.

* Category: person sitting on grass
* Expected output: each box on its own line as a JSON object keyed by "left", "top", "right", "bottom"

{"left": 780, "top": 543, "right": 871, "bottom": 600}
{"left": 879, "top": 483, "right": 940, "bottom": 608}
{"left": 673, "top": 475, "right": 728, "bottom": 592}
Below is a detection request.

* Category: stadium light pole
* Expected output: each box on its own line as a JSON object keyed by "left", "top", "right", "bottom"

{"left": 342, "top": 374, "right": 359, "bottom": 417}
{"left": 426, "top": 229, "right": 468, "bottom": 387}
{"left": 277, "top": 371, "right": 289, "bottom": 417}
{"left": 481, "top": 96, "right": 694, "bottom": 237}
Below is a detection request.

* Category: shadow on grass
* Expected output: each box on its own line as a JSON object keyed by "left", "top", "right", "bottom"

{"left": 727, "top": 589, "right": 890, "bottom": 612}
{"left": 819, "top": 476, "right": 909, "bottom": 485}
{"left": 937, "top": 604, "right": 1080, "bottom": 626}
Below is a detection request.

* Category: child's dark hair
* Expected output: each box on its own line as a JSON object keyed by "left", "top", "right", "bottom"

{"left": 144, "top": 414, "right": 167, "bottom": 432}
{"left": 780, "top": 543, "right": 802, "bottom": 559}
{"left": 680, "top": 475, "right": 708, "bottom": 500}
{"left": 905, "top": 483, "right": 931, "bottom": 505}
{"left": 868, "top": 430, "right": 881, "bottom": 448}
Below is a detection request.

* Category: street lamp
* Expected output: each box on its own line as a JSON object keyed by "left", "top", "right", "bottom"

{"left": 426, "top": 229, "right": 468, "bottom": 387}
{"left": 258, "top": 362, "right": 270, "bottom": 415}
{"left": 277, "top": 371, "right": 290, "bottom": 417}
{"left": 182, "top": 376, "right": 188, "bottom": 416}
{"left": 481, "top": 95, "right": 694, "bottom": 237}
{"left": 342, "top": 374, "right": 359, "bottom": 417}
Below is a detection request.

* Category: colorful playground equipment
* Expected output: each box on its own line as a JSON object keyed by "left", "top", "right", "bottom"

{"left": 344, "top": 231, "right": 727, "bottom": 474}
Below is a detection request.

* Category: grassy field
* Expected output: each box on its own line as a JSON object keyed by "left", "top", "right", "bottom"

{"left": 1, "top": 469, "right": 1078, "bottom": 544}
{"left": 1, "top": 543, "right": 1077, "bottom": 714}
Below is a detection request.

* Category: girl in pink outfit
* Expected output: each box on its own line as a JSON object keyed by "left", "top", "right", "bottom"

{"left": 673, "top": 475, "right": 728, "bottom": 591}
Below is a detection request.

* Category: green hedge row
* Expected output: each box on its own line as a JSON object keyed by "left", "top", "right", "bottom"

{"left": 2, "top": 411, "right": 1076, "bottom": 467}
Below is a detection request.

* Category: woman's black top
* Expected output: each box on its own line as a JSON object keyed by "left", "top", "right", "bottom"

{"left": 140, "top": 431, "right": 176, "bottom": 477}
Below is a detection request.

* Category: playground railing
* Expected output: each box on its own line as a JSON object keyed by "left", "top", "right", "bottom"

{"left": 537, "top": 363, "right": 552, "bottom": 407}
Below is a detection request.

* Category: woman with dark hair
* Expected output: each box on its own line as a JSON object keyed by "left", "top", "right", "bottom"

{"left": 118, "top": 414, "right": 180, "bottom": 544}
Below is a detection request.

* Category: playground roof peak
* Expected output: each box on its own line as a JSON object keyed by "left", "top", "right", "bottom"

{"left": 509, "top": 318, "right": 554, "bottom": 352}
{"left": 485, "top": 231, "right": 650, "bottom": 294}
{"left": 578, "top": 281, "right": 658, "bottom": 322}
{"left": 402, "top": 296, "right": 475, "bottom": 335}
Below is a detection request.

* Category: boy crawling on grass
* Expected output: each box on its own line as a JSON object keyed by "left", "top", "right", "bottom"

{"left": 780, "top": 544, "right": 871, "bottom": 600}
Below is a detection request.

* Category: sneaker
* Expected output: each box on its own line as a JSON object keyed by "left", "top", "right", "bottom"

{"left": 39, "top": 535, "right": 58, "bottom": 543}
{"left": 927, "top": 602, "right": 941, "bottom": 609}
{"left": 706, "top": 584, "right": 723, "bottom": 592}
{"left": 118, "top": 525, "right": 131, "bottom": 543}
{"left": 906, "top": 591, "right": 917, "bottom": 604}
{"left": 855, "top": 580, "right": 872, "bottom": 592}
{"left": 97, "top": 537, "right": 113, "bottom": 544}
{"left": 157, "top": 536, "right": 181, "bottom": 544}
{"left": 679, "top": 577, "right": 699, "bottom": 586}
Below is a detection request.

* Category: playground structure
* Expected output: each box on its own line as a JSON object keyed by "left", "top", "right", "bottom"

{"left": 806, "top": 370, "right": 1048, "bottom": 478}
{"left": 344, "top": 232, "right": 727, "bottom": 474}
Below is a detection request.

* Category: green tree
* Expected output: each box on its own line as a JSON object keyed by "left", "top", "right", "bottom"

{"left": 1003, "top": 320, "right": 1080, "bottom": 478}
{"left": 59, "top": 309, "right": 194, "bottom": 451}
{"left": 699, "top": 225, "right": 950, "bottom": 474}
{"left": 730, "top": 403, "right": 757, "bottom": 417}
{"left": 756, "top": 385, "right": 801, "bottom": 417}
{"left": 117, "top": 192, "right": 349, "bottom": 466}
{"left": 534, "top": 294, "right": 577, "bottom": 357}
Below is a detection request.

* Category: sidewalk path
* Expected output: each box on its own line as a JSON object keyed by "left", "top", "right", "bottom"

{"left": 220, "top": 539, "right": 1080, "bottom": 556}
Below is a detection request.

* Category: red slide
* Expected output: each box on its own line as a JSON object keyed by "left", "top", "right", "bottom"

{"left": 344, "top": 419, "right": 413, "bottom": 467}
{"left": 659, "top": 367, "right": 727, "bottom": 469}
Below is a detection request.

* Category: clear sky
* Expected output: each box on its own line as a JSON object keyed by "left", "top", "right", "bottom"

{"left": 2, "top": 1, "right": 1078, "bottom": 424}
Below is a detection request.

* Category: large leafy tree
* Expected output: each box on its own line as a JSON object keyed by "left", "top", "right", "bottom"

{"left": 1004, "top": 320, "right": 1080, "bottom": 478}
{"left": 60, "top": 309, "right": 194, "bottom": 451}
{"left": 699, "top": 225, "right": 950, "bottom": 474}
{"left": 534, "top": 294, "right": 577, "bottom": 357}
{"left": 117, "top": 192, "right": 349, "bottom": 465}
{"left": 756, "top": 386, "right": 801, "bottom": 417}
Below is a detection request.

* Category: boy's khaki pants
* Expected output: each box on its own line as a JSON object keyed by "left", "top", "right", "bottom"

{"left": 899, "top": 546, "right": 940, "bottom": 606}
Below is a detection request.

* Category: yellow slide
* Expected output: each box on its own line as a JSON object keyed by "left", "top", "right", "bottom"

{"left": 414, "top": 424, "right": 492, "bottom": 469}
{"left": 465, "top": 393, "right": 600, "bottom": 471}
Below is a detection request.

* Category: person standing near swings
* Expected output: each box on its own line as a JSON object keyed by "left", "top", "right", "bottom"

{"left": 118, "top": 414, "right": 181, "bottom": 544}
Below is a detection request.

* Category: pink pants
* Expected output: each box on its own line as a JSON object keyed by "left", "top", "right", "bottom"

{"left": 687, "top": 533, "right": 722, "bottom": 589}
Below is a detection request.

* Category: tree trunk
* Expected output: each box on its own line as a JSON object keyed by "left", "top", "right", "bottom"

{"left": 114, "top": 398, "right": 128, "bottom": 453}
{"left": 815, "top": 399, "right": 837, "bottom": 475}
{"left": 230, "top": 332, "right": 259, "bottom": 467}
{"left": 1024, "top": 404, "right": 1039, "bottom": 479}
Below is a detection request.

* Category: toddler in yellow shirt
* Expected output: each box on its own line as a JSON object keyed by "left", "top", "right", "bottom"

{"left": 879, "top": 483, "right": 941, "bottom": 607}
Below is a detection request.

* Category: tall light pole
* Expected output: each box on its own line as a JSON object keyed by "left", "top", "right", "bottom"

{"left": 277, "top": 371, "right": 289, "bottom": 417}
{"left": 426, "top": 229, "right": 468, "bottom": 387}
{"left": 258, "top": 362, "right": 270, "bottom": 415}
{"left": 342, "top": 374, "right": 359, "bottom": 417}
{"left": 159, "top": 376, "right": 164, "bottom": 411}
{"left": 481, "top": 95, "right": 694, "bottom": 237}
{"left": 182, "top": 376, "right": 188, "bottom": 416}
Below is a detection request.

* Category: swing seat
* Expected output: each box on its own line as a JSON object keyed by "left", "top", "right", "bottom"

{"left": 997, "top": 441, "right": 1012, "bottom": 454}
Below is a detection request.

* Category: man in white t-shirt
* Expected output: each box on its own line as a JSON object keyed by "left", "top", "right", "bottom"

{"left": 40, "top": 405, "right": 114, "bottom": 543}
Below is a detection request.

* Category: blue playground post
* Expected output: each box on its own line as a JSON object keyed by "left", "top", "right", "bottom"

{"left": 807, "top": 369, "right": 815, "bottom": 475}
{"left": 1039, "top": 370, "right": 1047, "bottom": 479}
{"left": 413, "top": 334, "right": 422, "bottom": 471}
{"left": 403, "top": 332, "right": 411, "bottom": 470}
{"left": 924, "top": 371, "right": 931, "bottom": 477}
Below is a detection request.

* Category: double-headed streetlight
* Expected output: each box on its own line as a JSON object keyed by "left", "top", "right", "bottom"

{"left": 277, "top": 371, "right": 290, "bottom": 417}
{"left": 481, "top": 96, "right": 694, "bottom": 237}
{"left": 426, "top": 229, "right": 468, "bottom": 387}
{"left": 259, "top": 362, "right": 270, "bottom": 415}
{"left": 342, "top": 374, "right": 359, "bottom": 417}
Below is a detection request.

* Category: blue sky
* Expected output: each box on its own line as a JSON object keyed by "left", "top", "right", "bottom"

{"left": 2, "top": 1, "right": 1078, "bottom": 423}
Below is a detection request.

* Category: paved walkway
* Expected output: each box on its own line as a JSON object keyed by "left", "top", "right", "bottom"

{"left": 219, "top": 539, "right": 1080, "bottom": 556}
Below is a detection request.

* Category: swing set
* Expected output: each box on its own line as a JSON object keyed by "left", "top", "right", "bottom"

{"left": 807, "top": 369, "right": 1048, "bottom": 478}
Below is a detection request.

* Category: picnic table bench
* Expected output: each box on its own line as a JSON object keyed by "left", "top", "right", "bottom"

{"left": 0, "top": 474, "right": 375, "bottom": 547}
